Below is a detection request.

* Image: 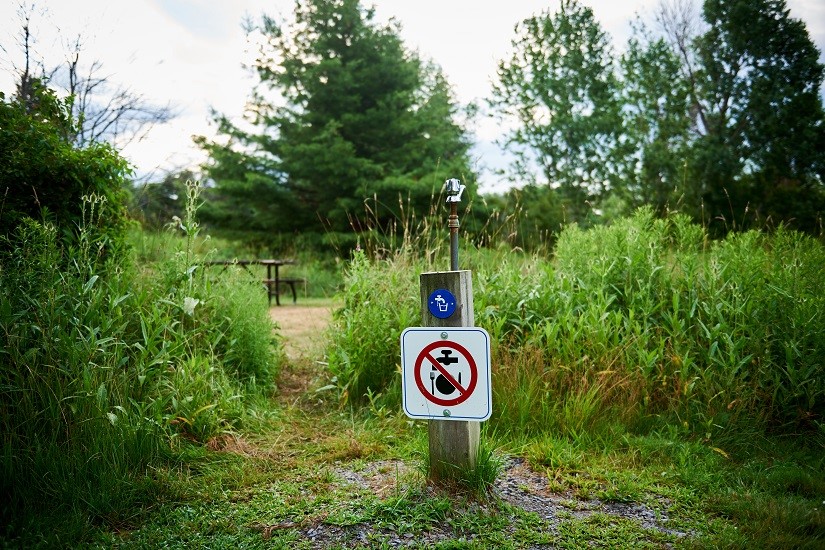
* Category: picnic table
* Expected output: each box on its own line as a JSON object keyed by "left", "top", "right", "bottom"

{"left": 205, "top": 259, "right": 302, "bottom": 306}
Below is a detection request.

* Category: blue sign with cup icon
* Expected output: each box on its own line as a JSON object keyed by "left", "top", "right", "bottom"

{"left": 428, "top": 288, "right": 457, "bottom": 319}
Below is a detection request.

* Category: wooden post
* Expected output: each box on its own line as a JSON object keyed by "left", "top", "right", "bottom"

{"left": 420, "top": 270, "right": 480, "bottom": 481}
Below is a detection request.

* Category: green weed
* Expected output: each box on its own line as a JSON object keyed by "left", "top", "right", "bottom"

{"left": 0, "top": 183, "right": 281, "bottom": 540}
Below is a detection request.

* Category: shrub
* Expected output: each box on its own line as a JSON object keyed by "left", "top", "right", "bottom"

{"left": 0, "top": 85, "right": 131, "bottom": 258}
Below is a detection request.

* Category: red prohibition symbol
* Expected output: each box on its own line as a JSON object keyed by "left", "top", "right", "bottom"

{"left": 414, "top": 340, "right": 478, "bottom": 407}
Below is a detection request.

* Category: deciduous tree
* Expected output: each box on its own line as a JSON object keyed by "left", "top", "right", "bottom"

{"left": 616, "top": 24, "right": 692, "bottom": 214}
{"left": 5, "top": 2, "right": 175, "bottom": 150}
{"left": 489, "top": 0, "right": 621, "bottom": 222}
{"left": 492, "top": 0, "right": 824, "bottom": 233}
{"left": 661, "top": 0, "right": 825, "bottom": 232}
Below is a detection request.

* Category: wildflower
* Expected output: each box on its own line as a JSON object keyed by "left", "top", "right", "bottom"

{"left": 183, "top": 296, "right": 200, "bottom": 316}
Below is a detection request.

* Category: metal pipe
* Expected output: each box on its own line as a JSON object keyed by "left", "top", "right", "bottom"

{"left": 449, "top": 201, "right": 459, "bottom": 271}
{"left": 444, "top": 178, "right": 464, "bottom": 271}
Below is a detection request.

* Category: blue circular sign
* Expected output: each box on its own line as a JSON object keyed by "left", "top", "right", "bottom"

{"left": 428, "top": 288, "right": 457, "bottom": 319}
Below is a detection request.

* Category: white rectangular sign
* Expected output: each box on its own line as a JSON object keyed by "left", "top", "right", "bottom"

{"left": 400, "top": 327, "right": 491, "bottom": 421}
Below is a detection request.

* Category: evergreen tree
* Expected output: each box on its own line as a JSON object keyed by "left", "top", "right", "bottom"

{"left": 198, "top": 0, "right": 474, "bottom": 245}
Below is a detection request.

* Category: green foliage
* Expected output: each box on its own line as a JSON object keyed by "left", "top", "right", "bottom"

{"left": 0, "top": 84, "right": 132, "bottom": 257}
{"left": 0, "top": 188, "right": 281, "bottom": 533}
{"left": 328, "top": 249, "right": 419, "bottom": 405}
{"left": 616, "top": 26, "right": 692, "bottom": 213}
{"left": 460, "top": 439, "right": 503, "bottom": 499}
{"left": 128, "top": 170, "right": 192, "bottom": 229}
{"left": 481, "top": 185, "right": 567, "bottom": 249}
{"left": 691, "top": 0, "right": 825, "bottom": 234}
{"left": 489, "top": 0, "right": 825, "bottom": 233}
{"left": 64, "top": 388, "right": 823, "bottom": 549}
{"left": 199, "top": 0, "right": 475, "bottom": 247}
{"left": 488, "top": 209, "right": 825, "bottom": 435}
{"left": 329, "top": 208, "right": 825, "bottom": 436}
{"left": 489, "top": 0, "right": 621, "bottom": 221}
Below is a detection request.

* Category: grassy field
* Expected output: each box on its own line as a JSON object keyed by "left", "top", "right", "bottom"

{"left": 65, "top": 354, "right": 825, "bottom": 548}
{"left": 3, "top": 209, "right": 824, "bottom": 548}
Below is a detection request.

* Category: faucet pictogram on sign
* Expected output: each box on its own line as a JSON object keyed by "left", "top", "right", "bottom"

{"left": 427, "top": 288, "right": 456, "bottom": 319}
{"left": 430, "top": 349, "right": 461, "bottom": 395}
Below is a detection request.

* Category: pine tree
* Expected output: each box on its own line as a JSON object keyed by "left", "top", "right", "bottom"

{"left": 198, "top": 0, "right": 474, "bottom": 244}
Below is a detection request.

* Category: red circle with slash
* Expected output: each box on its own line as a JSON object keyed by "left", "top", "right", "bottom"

{"left": 414, "top": 340, "right": 478, "bottom": 407}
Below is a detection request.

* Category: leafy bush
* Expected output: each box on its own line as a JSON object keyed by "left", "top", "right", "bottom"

{"left": 0, "top": 84, "right": 131, "bottom": 258}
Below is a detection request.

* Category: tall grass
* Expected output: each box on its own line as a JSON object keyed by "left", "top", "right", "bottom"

{"left": 495, "top": 208, "right": 825, "bottom": 436}
{"left": 328, "top": 207, "right": 824, "bottom": 440}
{"left": 328, "top": 249, "right": 420, "bottom": 405}
{"left": 0, "top": 185, "right": 281, "bottom": 535}
{"left": 327, "top": 193, "right": 455, "bottom": 405}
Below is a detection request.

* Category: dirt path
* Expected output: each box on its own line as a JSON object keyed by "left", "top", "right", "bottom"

{"left": 269, "top": 300, "right": 337, "bottom": 362}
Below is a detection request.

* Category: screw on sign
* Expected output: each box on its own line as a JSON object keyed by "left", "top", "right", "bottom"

{"left": 415, "top": 340, "right": 478, "bottom": 407}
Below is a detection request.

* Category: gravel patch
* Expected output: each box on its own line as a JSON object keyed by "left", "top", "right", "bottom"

{"left": 252, "top": 456, "right": 687, "bottom": 548}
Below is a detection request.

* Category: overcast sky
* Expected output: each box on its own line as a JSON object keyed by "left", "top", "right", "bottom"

{"left": 2, "top": 0, "right": 824, "bottom": 191}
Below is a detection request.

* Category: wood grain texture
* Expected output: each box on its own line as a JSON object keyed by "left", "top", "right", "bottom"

{"left": 420, "top": 270, "right": 480, "bottom": 481}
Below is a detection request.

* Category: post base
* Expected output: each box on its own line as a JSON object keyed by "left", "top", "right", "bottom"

{"left": 428, "top": 419, "right": 480, "bottom": 481}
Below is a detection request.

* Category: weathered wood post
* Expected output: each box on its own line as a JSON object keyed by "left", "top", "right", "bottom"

{"left": 400, "top": 178, "right": 490, "bottom": 483}
{"left": 420, "top": 270, "right": 480, "bottom": 480}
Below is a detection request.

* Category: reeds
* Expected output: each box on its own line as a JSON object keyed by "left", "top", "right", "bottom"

{"left": 329, "top": 206, "right": 824, "bottom": 439}
{"left": 0, "top": 184, "right": 280, "bottom": 528}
